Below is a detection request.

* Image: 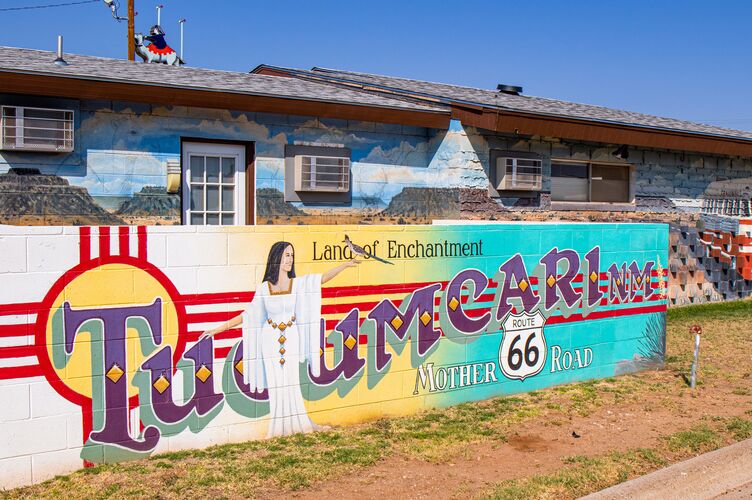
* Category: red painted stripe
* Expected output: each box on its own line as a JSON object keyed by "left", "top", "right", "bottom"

{"left": 180, "top": 291, "right": 255, "bottom": 306}
{"left": 0, "top": 324, "right": 29, "bottom": 338}
{"left": 214, "top": 346, "right": 232, "bottom": 359}
{"left": 137, "top": 226, "right": 147, "bottom": 259}
{"left": 0, "top": 345, "right": 35, "bottom": 359}
{"left": 0, "top": 364, "right": 43, "bottom": 380}
{"left": 186, "top": 328, "right": 242, "bottom": 342}
{"left": 79, "top": 227, "right": 91, "bottom": 262}
{"left": 210, "top": 301, "right": 666, "bottom": 358}
{"left": 548, "top": 303, "right": 667, "bottom": 325}
{"left": 99, "top": 227, "right": 111, "bottom": 258}
{"left": 186, "top": 311, "right": 242, "bottom": 323}
{"left": 119, "top": 226, "right": 130, "bottom": 257}
{"left": 0, "top": 302, "right": 41, "bottom": 316}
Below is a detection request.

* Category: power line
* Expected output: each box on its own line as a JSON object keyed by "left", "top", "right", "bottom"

{"left": 0, "top": 0, "right": 98, "bottom": 12}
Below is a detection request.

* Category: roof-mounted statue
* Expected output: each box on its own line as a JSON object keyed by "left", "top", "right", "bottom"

{"left": 134, "top": 25, "right": 183, "bottom": 66}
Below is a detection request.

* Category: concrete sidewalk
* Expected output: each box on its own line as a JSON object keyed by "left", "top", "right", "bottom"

{"left": 583, "top": 438, "right": 752, "bottom": 499}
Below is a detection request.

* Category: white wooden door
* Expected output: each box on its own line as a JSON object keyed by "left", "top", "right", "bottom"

{"left": 182, "top": 143, "right": 247, "bottom": 225}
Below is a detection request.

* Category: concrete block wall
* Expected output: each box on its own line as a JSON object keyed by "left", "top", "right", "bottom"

{"left": 0, "top": 222, "right": 667, "bottom": 488}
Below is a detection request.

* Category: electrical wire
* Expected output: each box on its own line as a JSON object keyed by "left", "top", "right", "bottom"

{"left": 0, "top": 0, "right": 98, "bottom": 12}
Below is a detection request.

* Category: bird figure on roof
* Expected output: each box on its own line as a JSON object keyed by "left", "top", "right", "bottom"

{"left": 343, "top": 235, "right": 394, "bottom": 265}
{"left": 134, "top": 25, "right": 183, "bottom": 66}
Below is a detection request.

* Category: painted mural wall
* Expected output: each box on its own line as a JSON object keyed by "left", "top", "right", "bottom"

{"left": 6, "top": 95, "right": 752, "bottom": 228}
{"left": 0, "top": 94, "right": 491, "bottom": 226}
{"left": 0, "top": 222, "right": 667, "bottom": 488}
{"left": 1, "top": 94, "right": 749, "bottom": 307}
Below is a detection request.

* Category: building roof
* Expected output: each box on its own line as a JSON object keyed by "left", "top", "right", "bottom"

{"left": 0, "top": 47, "right": 448, "bottom": 114}
{"left": 254, "top": 65, "right": 752, "bottom": 142}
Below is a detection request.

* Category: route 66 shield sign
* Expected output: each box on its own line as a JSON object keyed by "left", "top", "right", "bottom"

{"left": 498, "top": 310, "right": 547, "bottom": 381}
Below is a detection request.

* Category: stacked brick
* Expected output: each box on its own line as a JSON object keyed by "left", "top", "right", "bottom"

{"left": 668, "top": 218, "right": 752, "bottom": 306}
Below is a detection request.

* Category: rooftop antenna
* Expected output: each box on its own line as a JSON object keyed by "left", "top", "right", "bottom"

{"left": 156, "top": 3, "right": 163, "bottom": 26}
{"left": 178, "top": 18, "right": 186, "bottom": 61}
{"left": 53, "top": 35, "right": 68, "bottom": 66}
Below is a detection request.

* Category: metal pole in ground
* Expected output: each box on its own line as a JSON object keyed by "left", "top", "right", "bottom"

{"left": 689, "top": 325, "right": 702, "bottom": 389}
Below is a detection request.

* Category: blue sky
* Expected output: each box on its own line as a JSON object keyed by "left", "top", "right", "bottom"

{"left": 2, "top": 0, "right": 752, "bottom": 131}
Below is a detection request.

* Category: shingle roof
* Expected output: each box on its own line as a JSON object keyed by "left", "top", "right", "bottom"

{"left": 263, "top": 65, "right": 752, "bottom": 141}
{"left": 0, "top": 47, "right": 448, "bottom": 114}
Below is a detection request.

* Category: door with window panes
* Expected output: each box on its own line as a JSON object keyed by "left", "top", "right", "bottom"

{"left": 182, "top": 143, "right": 247, "bottom": 225}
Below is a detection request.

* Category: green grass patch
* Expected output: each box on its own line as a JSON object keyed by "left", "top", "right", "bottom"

{"left": 666, "top": 299, "right": 752, "bottom": 322}
{"left": 666, "top": 425, "right": 722, "bottom": 452}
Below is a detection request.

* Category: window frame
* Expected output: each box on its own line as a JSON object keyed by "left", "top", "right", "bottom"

{"left": 488, "top": 150, "right": 542, "bottom": 198}
{"left": 181, "top": 140, "right": 255, "bottom": 226}
{"left": 294, "top": 154, "right": 351, "bottom": 193}
{"left": 550, "top": 158, "right": 635, "bottom": 208}
{"left": 0, "top": 105, "right": 74, "bottom": 153}
{"left": 284, "top": 144, "right": 352, "bottom": 204}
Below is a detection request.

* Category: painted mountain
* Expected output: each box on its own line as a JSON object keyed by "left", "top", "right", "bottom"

{"left": 116, "top": 186, "right": 180, "bottom": 224}
{"left": 0, "top": 168, "right": 123, "bottom": 225}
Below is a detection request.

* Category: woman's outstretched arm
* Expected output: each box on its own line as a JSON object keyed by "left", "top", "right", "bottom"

{"left": 201, "top": 314, "right": 242, "bottom": 339}
{"left": 322, "top": 259, "right": 361, "bottom": 285}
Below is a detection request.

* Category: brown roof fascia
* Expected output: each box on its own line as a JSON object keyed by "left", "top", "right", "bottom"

{"left": 0, "top": 72, "right": 450, "bottom": 129}
{"left": 452, "top": 107, "right": 752, "bottom": 157}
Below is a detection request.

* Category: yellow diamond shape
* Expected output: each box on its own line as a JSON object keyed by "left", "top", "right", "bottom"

{"left": 319, "top": 347, "right": 324, "bottom": 357}
{"left": 279, "top": 358, "right": 286, "bottom": 366}
{"left": 278, "top": 322, "right": 287, "bottom": 332}
{"left": 420, "top": 311, "right": 432, "bottom": 326}
{"left": 234, "top": 359, "right": 244, "bottom": 376}
{"left": 153, "top": 374, "right": 170, "bottom": 394}
{"left": 518, "top": 279, "right": 529, "bottom": 292}
{"left": 279, "top": 347, "right": 286, "bottom": 355}
{"left": 590, "top": 271, "right": 598, "bottom": 283}
{"left": 636, "top": 276, "right": 642, "bottom": 284}
{"left": 390, "top": 315, "right": 404, "bottom": 330}
{"left": 278, "top": 335, "right": 286, "bottom": 344}
{"left": 448, "top": 297, "right": 460, "bottom": 311}
{"left": 616, "top": 278, "right": 622, "bottom": 286}
{"left": 106, "top": 363, "right": 124, "bottom": 384}
{"left": 344, "top": 334, "right": 357, "bottom": 350}
{"left": 547, "top": 275, "right": 556, "bottom": 287}
{"left": 195, "top": 364, "right": 212, "bottom": 383}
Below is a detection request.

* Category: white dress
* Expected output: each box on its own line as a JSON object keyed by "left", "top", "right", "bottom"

{"left": 241, "top": 274, "right": 323, "bottom": 438}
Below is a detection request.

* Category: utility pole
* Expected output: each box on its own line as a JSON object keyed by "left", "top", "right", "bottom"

{"left": 127, "top": 0, "right": 135, "bottom": 61}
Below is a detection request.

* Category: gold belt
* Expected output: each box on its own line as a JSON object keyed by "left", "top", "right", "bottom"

{"left": 267, "top": 316, "right": 296, "bottom": 366}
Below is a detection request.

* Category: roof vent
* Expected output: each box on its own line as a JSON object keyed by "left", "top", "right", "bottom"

{"left": 53, "top": 35, "right": 68, "bottom": 66}
{"left": 497, "top": 84, "right": 522, "bottom": 95}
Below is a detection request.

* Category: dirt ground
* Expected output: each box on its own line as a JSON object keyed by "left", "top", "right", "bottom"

{"left": 278, "top": 374, "right": 750, "bottom": 500}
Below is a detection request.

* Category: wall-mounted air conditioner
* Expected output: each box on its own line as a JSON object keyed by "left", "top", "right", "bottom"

{"left": 1, "top": 106, "right": 74, "bottom": 153}
{"left": 294, "top": 155, "right": 350, "bottom": 192}
{"left": 496, "top": 157, "right": 542, "bottom": 191}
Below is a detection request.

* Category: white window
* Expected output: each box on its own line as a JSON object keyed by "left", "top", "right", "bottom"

{"left": 294, "top": 155, "right": 350, "bottom": 192}
{"left": 496, "top": 157, "right": 542, "bottom": 191}
{"left": 1, "top": 106, "right": 74, "bottom": 152}
{"left": 182, "top": 143, "right": 247, "bottom": 225}
{"left": 551, "top": 161, "right": 632, "bottom": 203}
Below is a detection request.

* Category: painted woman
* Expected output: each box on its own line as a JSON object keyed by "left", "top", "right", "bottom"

{"left": 202, "top": 241, "right": 358, "bottom": 437}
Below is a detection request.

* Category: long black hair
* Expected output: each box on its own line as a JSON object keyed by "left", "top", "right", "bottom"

{"left": 262, "top": 241, "right": 296, "bottom": 284}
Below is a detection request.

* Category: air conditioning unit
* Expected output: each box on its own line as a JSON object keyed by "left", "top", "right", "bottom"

{"left": 294, "top": 155, "right": 350, "bottom": 192}
{"left": 496, "top": 157, "right": 542, "bottom": 191}
{"left": 1, "top": 106, "right": 74, "bottom": 153}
